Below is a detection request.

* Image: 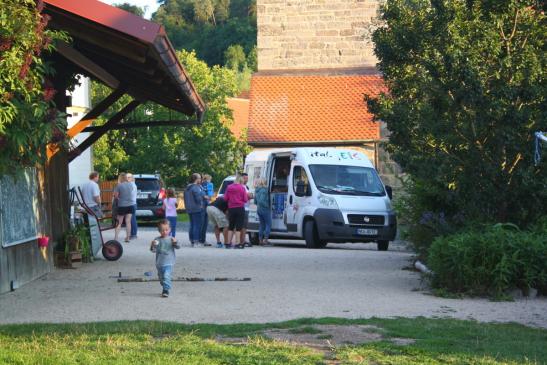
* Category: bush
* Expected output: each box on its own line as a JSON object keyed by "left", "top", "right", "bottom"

{"left": 394, "top": 177, "right": 463, "bottom": 259}
{"left": 427, "top": 223, "right": 547, "bottom": 299}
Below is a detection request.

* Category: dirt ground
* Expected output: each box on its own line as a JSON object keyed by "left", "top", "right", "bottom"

{"left": 0, "top": 227, "right": 545, "bottom": 327}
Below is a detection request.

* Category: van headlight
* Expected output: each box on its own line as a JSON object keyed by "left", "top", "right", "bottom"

{"left": 318, "top": 194, "right": 339, "bottom": 209}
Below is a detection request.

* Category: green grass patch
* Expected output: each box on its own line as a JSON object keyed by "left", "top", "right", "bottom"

{"left": 0, "top": 317, "right": 545, "bottom": 364}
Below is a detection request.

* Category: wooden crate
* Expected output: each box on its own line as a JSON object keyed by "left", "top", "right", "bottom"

{"left": 54, "top": 251, "right": 82, "bottom": 269}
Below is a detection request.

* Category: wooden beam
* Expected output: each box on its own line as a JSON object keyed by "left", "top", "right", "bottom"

{"left": 66, "top": 86, "right": 126, "bottom": 139}
{"left": 69, "top": 100, "right": 140, "bottom": 162}
{"left": 82, "top": 120, "right": 199, "bottom": 132}
{"left": 56, "top": 41, "right": 119, "bottom": 89}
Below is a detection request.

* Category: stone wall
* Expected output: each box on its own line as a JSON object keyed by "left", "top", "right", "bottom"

{"left": 257, "top": 0, "right": 382, "bottom": 71}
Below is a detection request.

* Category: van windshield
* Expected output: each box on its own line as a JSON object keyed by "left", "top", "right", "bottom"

{"left": 308, "top": 164, "right": 385, "bottom": 196}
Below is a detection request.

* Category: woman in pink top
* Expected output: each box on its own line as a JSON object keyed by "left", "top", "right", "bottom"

{"left": 162, "top": 189, "right": 178, "bottom": 237}
{"left": 223, "top": 174, "right": 248, "bottom": 249}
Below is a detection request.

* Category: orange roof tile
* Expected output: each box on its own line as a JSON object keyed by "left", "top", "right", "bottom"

{"left": 248, "top": 73, "right": 385, "bottom": 144}
{"left": 226, "top": 97, "right": 250, "bottom": 139}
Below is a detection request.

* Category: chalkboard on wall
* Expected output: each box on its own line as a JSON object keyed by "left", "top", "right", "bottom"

{"left": 0, "top": 168, "right": 39, "bottom": 247}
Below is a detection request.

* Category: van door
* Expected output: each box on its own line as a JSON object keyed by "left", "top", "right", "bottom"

{"left": 286, "top": 164, "right": 310, "bottom": 233}
{"left": 269, "top": 154, "right": 291, "bottom": 232}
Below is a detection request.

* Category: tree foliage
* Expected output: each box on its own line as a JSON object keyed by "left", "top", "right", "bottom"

{"left": 367, "top": 0, "right": 546, "bottom": 227}
{"left": 0, "top": 0, "right": 68, "bottom": 174}
{"left": 114, "top": 2, "right": 145, "bottom": 17}
{"left": 92, "top": 50, "right": 249, "bottom": 187}
{"left": 153, "top": 0, "right": 256, "bottom": 68}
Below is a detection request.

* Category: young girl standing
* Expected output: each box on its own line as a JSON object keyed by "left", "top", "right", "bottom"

{"left": 163, "top": 189, "right": 178, "bottom": 237}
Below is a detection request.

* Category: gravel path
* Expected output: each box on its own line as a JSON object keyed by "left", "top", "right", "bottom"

{"left": 1, "top": 228, "right": 545, "bottom": 327}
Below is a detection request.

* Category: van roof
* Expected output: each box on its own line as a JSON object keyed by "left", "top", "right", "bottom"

{"left": 246, "top": 147, "right": 374, "bottom": 168}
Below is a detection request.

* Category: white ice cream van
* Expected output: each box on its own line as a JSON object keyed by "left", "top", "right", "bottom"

{"left": 245, "top": 148, "right": 397, "bottom": 250}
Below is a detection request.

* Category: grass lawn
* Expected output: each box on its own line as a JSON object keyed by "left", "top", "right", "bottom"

{"left": 0, "top": 317, "right": 545, "bottom": 364}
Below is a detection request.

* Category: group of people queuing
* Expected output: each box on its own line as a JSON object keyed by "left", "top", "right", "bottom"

{"left": 82, "top": 170, "right": 273, "bottom": 249}
{"left": 206, "top": 173, "right": 272, "bottom": 249}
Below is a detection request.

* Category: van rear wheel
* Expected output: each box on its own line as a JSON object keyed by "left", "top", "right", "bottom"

{"left": 304, "top": 220, "right": 324, "bottom": 249}
{"left": 377, "top": 240, "right": 389, "bottom": 251}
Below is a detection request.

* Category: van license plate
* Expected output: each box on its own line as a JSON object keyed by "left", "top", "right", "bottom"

{"left": 137, "top": 193, "right": 148, "bottom": 199}
{"left": 356, "top": 228, "right": 378, "bottom": 236}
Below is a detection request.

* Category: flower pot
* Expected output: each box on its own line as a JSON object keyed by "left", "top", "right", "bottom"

{"left": 37, "top": 236, "right": 49, "bottom": 248}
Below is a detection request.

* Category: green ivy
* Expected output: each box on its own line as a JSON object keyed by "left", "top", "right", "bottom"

{"left": 0, "top": 0, "right": 69, "bottom": 175}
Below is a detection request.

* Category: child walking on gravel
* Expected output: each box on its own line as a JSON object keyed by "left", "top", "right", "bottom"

{"left": 150, "top": 219, "right": 180, "bottom": 297}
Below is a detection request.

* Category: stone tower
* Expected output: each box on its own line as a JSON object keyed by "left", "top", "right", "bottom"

{"left": 257, "top": 0, "right": 382, "bottom": 71}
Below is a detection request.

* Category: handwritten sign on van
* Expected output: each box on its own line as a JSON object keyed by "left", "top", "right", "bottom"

{"left": 309, "top": 150, "right": 364, "bottom": 161}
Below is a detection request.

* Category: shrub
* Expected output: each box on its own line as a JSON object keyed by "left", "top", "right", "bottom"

{"left": 427, "top": 223, "right": 547, "bottom": 298}
{"left": 394, "top": 177, "right": 464, "bottom": 259}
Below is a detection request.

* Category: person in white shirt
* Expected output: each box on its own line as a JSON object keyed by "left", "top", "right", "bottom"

{"left": 81, "top": 171, "right": 103, "bottom": 218}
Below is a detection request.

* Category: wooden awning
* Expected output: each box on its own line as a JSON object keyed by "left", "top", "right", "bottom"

{"left": 43, "top": 0, "right": 206, "bottom": 160}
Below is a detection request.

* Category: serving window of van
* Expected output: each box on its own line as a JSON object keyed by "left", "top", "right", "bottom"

{"left": 308, "top": 165, "right": 385, "bottom": 196}
{"left": 272, "top": 159, "right": 290, "bottom": 192}
{"left": 292, "top": 166, "right": 310, "bottom": 196}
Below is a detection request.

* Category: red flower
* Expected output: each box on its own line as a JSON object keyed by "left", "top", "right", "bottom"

{"left": 19, "top": 53, "right": 33, "bottom": 80}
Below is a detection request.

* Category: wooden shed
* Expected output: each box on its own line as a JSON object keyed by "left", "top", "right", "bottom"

{"left": 0, "top": 0, "right": 205, "bottom": 294}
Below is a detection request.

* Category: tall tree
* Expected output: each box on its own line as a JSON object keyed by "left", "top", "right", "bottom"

{"left": 114, "top": 2, "right": 145, "bottom": 17}
{"left": 92, "top": 51, "right": 249, "bottom": 187}
{"left": 153, "top": 0, "right": 256, "bottom": 67}
{"left": 367, "top": 0, "right": 546, "bottom": 225}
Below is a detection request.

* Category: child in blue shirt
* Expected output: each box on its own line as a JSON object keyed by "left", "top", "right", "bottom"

{"left": 150, "top": 219, "right": 180, "bottom": 297}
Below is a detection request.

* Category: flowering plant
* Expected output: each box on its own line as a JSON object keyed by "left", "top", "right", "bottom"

{"left": 0, "top": 0, "right": 69, "bottom": 174}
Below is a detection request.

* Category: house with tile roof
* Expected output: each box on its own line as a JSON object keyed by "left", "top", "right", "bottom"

{"left": 228, "top": 0, "right": 402, "bottom": 187}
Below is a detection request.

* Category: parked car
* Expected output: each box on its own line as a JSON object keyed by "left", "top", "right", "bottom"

{"left": 133, "top": 174, "right": 164, "bottom": 220}
{"left": 215, "top": 175, "right": 235, "bottom": 199}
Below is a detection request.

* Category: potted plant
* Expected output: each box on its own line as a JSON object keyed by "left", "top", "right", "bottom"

{"left": 57, "top": 224, "right": 92, "bottom": 266}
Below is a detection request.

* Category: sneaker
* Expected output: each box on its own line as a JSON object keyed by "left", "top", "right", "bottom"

{"left": 216, "top": 242, "right": 224, "bottom": 248}
{"left": 191, "top": 242, "right": 195, "bottom": 247}
{"left": 161, "top": 290, "right": 169, "bottom": 298}
{"left": 130, "top": 235, "right": 138, "bottom": 240}
{"left": 244, "top": 241, "right": 252, "bottom": 247}
{"left": 224, "top": 243, "right": 233, "bottom": 249}
{"left": 235, "top": 244, "right": 245, "bottom": 249}
{"left": 203, "top": 242, "right": 212, "bottom": 247}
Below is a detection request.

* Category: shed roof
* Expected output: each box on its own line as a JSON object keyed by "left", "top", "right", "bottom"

{"left": 248, "top": 70, "right": 385, "bottom": 145}
{"left": 44, "top": 0, "right": 205, "bottom": 117}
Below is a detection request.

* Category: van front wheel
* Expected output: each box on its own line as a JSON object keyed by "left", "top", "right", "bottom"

{"left": 304, "top": 220, "right": 323, "bottom": 249}
{"left": 377, "top": 240, "right": 389, "bottom": 251}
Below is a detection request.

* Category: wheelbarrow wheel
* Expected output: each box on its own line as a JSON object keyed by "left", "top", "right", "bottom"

{"left": 103, "top": 240, "right": 123, "bottom": 261}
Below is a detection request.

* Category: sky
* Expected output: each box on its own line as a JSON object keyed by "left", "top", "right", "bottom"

{"left": 99, "top": 0, "right": 160, "bottom": 19}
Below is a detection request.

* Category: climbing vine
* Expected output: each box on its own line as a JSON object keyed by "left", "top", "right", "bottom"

{"left": 0, "top": 0, "right": 69, "bottom": 174}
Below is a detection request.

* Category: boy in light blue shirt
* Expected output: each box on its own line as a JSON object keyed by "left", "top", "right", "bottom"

{"left": 150, "top": 219, "right": 180, "bottom": 297}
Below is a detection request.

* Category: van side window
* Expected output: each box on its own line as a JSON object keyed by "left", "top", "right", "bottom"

{"left": 292, "top": 166, "right": 309, "bottom": 196}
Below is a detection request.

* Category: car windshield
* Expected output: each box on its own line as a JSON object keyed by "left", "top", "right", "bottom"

{"left": 135, "top": 179, "right": 160, "bottom": 191}
{"left": 308, "top": 164, "right": 385, "bottom": 196}
{"left": 218, "top": 180, "right": 234, "bottom": 195}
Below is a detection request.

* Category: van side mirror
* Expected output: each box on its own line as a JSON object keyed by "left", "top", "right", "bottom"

{"left": 306, "top": 185, "right": 312, "bottom": 196}
{"left": 385, "top": 185, "right": 393, "bottom": 200}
